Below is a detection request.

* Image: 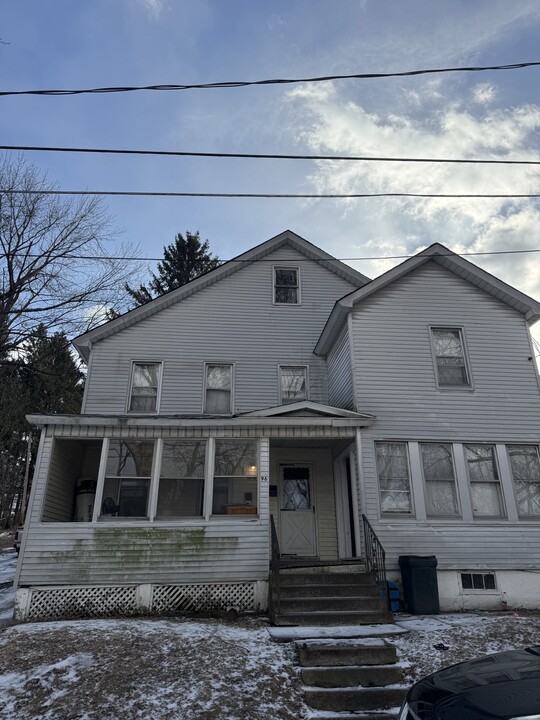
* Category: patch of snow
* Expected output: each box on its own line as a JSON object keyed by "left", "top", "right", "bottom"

{"left": 268, "top": 623, "right": 407, "bottom": 642}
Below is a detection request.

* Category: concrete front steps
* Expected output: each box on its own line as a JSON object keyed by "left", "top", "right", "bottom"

{"left": 272, "top": 567, "right": 393, "bottom": 626}
{"left": 297, "top": 637, "right": 407, "bottom": 718}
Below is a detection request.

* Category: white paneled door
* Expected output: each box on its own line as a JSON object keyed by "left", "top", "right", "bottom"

{"left": 279, "top": 464, "right": 317, "bottom": 556}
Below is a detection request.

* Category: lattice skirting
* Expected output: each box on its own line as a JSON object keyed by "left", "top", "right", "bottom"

{"left": 15, "top": 581, "right": 268, "bottom": 621}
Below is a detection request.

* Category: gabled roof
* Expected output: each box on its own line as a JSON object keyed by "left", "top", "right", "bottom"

{"left": 239, "top": 400, "right": 375, "bottom": 423}
{"left": 315, "top": 242, "right": 540, "bottom": 356}
{"left": 73, "top": 230, "right": 370, "bottom": 362}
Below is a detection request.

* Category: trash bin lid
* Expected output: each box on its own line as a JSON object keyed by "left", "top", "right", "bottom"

{"left": 398, "top": 555, "right": 438, "bottom": 568}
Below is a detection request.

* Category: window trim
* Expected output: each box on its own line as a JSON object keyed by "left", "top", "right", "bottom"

{"left": 464, "top": 443, "right": 506, "bottom": 519}
{"left": 203, "top": 362, "right": 235, "bottom": 415}
{"left": 429, "top": 326, "right": 473, "bottom": 390}
{"left": 375, "top": 440, "right": 415, "bottom": 517}
{"left": 100, "top": 438, "right": 156, "bottom": 519}
{"left": 273, "top": 265, "right": 301, "bottom": 305}
{"left": 126, "top": 361, "right": 163, "bottom": 414}
{"left": 506, "top": 443, "right": 540, "bottom": 519}
{"left": 419, "top": 442, "right": 461, "bottom": 518}
{"left": 278, "top": 364, "right": 309, "bottom": 405}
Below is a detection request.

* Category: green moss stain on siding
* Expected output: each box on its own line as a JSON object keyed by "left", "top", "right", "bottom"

{"left": 35, "top": 527, "right": 241, "bottom": 583}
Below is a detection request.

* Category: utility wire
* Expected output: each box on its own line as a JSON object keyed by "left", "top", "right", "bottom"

{"left": 2, "top": 144, "right": 539, "bottom": 166}
{"left": 1, "top": 61, "right": 539, "bottom": 97}
{"left": 16, "top": 248, "right": 540, "bottom": 263}
{"left": 2, "top": 189, "right": 540, "bottom": 199}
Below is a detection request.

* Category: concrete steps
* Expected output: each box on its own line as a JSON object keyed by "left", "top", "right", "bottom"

{"left": 271, "top": 569, "right": 393, "bottom": 627}
{"left": 297, "top": 638, "right": 407, "bottom": 716}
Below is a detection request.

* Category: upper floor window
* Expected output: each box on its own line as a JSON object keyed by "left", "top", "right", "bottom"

{"left": 507, "top": 445, "right": 540, "bottom": 517}
{"left": 375, "top": 441, "right": 413, "bottom": 514}
{"left": 420, "top": 443, "right": 459, "bottom": 516}
{"left": 204, "top": 364, "right": 233, "bottom": 414}
{"left": 280, "top": 365, "right": 308, "bottom": 404}
{"left": 431, "top": 328, "right": 470, "bottom": 387}
{"left": 274, "top": 267, "right": 300, "bottom": 304}
{"left": 128, "top": 362, "right": 161, "bottom": 412}
{"left": 464, "top": 444, "right": 504, "bottom": 517}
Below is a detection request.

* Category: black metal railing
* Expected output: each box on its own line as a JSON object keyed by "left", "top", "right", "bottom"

{"left": 362, "top": 513, "right": 389, "bottom": 608}
{"left": 269, "top": 514, "right": 281, "bottom": 622}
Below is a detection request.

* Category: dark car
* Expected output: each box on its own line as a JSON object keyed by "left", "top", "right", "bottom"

{"left": 399, "top": 645, "right": 540, "bottom": 720}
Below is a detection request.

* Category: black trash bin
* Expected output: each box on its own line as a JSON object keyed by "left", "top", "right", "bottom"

{"left": 398, "top": 555, "right": 440, "bottom": 614}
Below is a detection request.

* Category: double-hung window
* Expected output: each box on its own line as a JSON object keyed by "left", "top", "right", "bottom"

{"left": 464, "top": 444, "right": 504, "bottom": 517}
{"left": 204, "top": 364, "right": 233, "bottom": 414}
{"left": 375, "top": 442, "right": 413, "bottom": 514}
{"left": 212, "top": 439, "right": 258, "bottom": 515}
{"left": 507, "top": 445, "right": 540, "bottom": 517}
{"left": 280, "top": 366, "right": 308, "bottom": 404}
{"left": 102, "top": 440, "right": 155, "bottom": 517}
{"left": 156, "top": 440, "right": 206, "bottom": 518}
{"left": 431, "top": 328, "right": 470, "bottom": 387}
{"left": 128, "top": 362, "right": 161, "bottom": 412}
{"left": 274, "top": 267, "right": 300, "bottom": 304}
{"left": 420, "top": 443, "right": 459, "bottom": 516}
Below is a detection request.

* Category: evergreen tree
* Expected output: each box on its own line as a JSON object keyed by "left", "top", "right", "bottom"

{"left": 125, "top": 231, "right": 220, "bottom": 306}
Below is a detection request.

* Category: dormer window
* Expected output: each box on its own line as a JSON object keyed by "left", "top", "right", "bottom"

{"left": 274, "top": 267, "right": 300, "bottom": 304}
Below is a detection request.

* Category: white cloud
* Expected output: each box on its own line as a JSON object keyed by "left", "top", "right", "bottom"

{"left": 473, "top": 83, "right": 497, "bottom": 104}
{"left": 139, "top": 0, "right": 168, "bottom": 19}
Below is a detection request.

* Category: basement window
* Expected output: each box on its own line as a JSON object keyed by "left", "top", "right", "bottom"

{"left": 461, "top": 572, "right": 496, "bottom": 591}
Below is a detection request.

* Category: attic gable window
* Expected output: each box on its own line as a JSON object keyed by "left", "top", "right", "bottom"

{"left": 274, "top": 267, "right": 300, "bottom": 304}
{"left": 280, "top": 366, "right": 308, "bottom": 404}
{"left": 128, "top": 362, "right": 161, "bottom": 412}
{"left": 204, "top": 364, "right": 233, "bottom": 414}
{"left": 431, "top": 327, "right": 471, "bottom": 387}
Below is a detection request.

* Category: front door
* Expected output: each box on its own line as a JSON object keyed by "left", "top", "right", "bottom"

{"left": 279, "top": 464, "right": 317, "bottom": 556}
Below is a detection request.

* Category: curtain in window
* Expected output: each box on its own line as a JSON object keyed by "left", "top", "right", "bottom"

{"left": 130, "top": 363, "right": 159, "bottom": 411}
{"left": 205, "top": 365, "right": 232, "bottom": 414}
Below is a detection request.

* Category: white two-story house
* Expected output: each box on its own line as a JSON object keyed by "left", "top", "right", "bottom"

{"left": 15, "top": 230, "right": 540, "bottom": 620}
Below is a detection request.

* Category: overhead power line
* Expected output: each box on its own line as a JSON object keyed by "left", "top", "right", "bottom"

{"left": 1, "top": 61, "right": 539, "bottom": 97}
{"left": 2, "top": 189, "right": 540, "bottom": 199}
{"left": 16, "top": 248, "right": 540, "bottom": 262}
{"left": 2, "top": 144, "right": 540, "bottom": 166}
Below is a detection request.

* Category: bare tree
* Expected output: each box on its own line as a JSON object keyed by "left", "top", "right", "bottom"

{"left": 0, "top": 155, "right": 139, "bottom": 355}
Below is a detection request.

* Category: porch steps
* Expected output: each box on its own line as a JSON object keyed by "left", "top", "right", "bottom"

{"left": 272, "top": 570, "right": 393, "bottom": 626}
{"left": 297, "top": 638, "right": 407, "bottom": 717}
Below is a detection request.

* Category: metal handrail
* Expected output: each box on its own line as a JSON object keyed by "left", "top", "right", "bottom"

{"left": 269, "top": 514, "right": 281, "bottom": 622}
{"left": 361, "top": 513, "right": 389, "bottom": 608}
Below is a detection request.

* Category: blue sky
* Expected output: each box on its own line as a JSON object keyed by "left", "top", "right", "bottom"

{"left": 1, "top": 0, "right": 540, "bottom": 325}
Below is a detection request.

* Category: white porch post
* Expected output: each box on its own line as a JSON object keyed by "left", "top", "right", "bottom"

{"left": 353, "top": 428, "right": 364, "bottom": 558}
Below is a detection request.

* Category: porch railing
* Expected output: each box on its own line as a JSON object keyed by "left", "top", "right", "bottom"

{"left": 269, "top": 514, "right": 281, "bottom": 622}
{"left": 361, "top": 513, "right": 389, "bottom": 609}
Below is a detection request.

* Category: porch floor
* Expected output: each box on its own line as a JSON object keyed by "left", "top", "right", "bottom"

{"left": 277, "top": 557, "right": 365, "bottom": 570}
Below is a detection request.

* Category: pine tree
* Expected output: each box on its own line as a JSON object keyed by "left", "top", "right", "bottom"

{"left": 125, "top": 231, "right": 220, "bottom": 306}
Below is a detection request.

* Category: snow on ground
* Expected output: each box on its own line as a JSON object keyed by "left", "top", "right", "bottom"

{"left": 0, "top": 548, "right": 17, "bottom": 585}
{"left": 0, "top": 618, "right": 308, "bottom": 720}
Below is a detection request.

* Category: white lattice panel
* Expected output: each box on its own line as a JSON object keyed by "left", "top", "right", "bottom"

{"left": 26, "top": 586, "right": 138, "bottom": 620}
{"left": 151, "top": 583, "right": 255, "bottom": 613}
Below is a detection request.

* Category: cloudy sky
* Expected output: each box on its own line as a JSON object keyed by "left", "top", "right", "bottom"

{"left": 1, "top": 1, "right": 540, "bottom": 333}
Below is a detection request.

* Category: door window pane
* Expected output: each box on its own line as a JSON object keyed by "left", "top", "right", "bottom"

{"left": 156, "top": 440, "right": 206, "bottom": 518}
{"left": 282, "top": 467, "right": 311, "bottom": 509}
{"left": 508, "top": 445, "right": 540, "bottom": 517}
{"left": 420, "top": 443, "right": 459, "bottom": 516}
{"left": 375, "top": 442, "right": 412, "bottom": 513}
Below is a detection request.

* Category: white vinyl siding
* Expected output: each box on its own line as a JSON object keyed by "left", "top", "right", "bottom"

{"left": 83, "top": 245, "right": 359, "bottom": 414}
{"left": 327, "top": 325, "right": 354, "bottom": 410}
